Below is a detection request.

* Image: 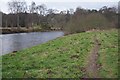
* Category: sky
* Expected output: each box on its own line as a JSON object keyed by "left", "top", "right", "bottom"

{"left": 0, "top": 0, "right": 119, "bottom": 13}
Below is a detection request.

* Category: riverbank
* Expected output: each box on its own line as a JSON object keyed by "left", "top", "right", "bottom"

{"left": 0, "top": 27, "right": 62, "bottom": 34}
{"left": 2, "top": 29, "right": 118, "bottom": 78}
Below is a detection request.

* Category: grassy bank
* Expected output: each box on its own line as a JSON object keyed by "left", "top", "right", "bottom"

{"left": 2, "top": 29, "right": 118, "bottom": 78}
{"left": 97, "top": 30, "right": 118, "bottom": 78}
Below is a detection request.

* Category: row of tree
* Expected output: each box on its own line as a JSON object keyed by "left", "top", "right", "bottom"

{"left": 1, "top": 0, "right": 119, "bottom": 33}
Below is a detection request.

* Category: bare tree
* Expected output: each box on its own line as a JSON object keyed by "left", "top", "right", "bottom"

{"left": 8, "top": 0, "right": 27, "bottom": 27}
{"left": 8, "top": 0, "right": 27, "bottom": 13}
{"left": 36, "top": 4, "right": 47, "bottom": 16}
{"left": 0, "top": 11, "right": 2, "bottom": 27}
{"left": 29, "top": 1, "right": 36, "bottom": 13}
{"left": 118, "top": 1, "right": 120, "bottom": 14}
{"left": 47, "top": 9, "right": 54, "bottom": 15}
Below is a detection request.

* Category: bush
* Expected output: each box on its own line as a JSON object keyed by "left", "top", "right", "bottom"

{"left": 64, "top": 13, "right": 111, "bottom": 34}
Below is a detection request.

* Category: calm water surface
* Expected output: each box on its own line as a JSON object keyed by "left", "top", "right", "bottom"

{"left": 0, "top": 31, "right": 64, "bottom": 55}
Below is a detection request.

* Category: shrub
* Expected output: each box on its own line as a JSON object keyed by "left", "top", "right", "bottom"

{"left": 64, "top": 13, "right": 111, "bottom": 34}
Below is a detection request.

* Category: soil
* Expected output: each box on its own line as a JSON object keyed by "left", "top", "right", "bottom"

{"left": 85, "top": 35, "right": 101, "bottom": 78}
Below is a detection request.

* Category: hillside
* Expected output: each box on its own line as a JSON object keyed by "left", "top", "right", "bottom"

{"left": 2, "top": 29, "right": 118, "bottom": 78}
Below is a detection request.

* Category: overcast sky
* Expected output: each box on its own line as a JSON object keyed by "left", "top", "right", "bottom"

{"left": 0, "top": 0, "right": 119, "bottom": 13}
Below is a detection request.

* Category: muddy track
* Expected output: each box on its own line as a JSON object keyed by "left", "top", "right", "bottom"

{"left": 85, "top": 35, "right": 101, "bottom": 78}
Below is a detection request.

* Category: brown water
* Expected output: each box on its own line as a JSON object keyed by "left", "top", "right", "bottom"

{"left": 0, "top": 31, "right": 64, "bottom": 55}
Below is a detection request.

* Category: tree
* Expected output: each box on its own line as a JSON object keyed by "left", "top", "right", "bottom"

{"left": 29, "top": 1, "right": 36, "bottom": 13}
{"left": 75, "top": 7, "right": 87, "bottom": 15}
{"left": 119, "top": 1, "right": 120, "bottom": 28}
{"left": 47, "top": 9, "right": 55, "bottom": 15}
{"left": 0, "top": 11, "right": 2, "bottom": 27}
{"left": 8, "top": 0, "right": 27, "bottom": 27}
{"left": 99, "top": 6, "right": 107, "bottom": 13}
{"left": 99, "top": 6, "right": 118, "bottom": 26}
{"left": 28, "top": 2, "right": 37, "bottom": 27}
{"left": 36, "top": 4, "right": 47, "bottom": 16}
{"left": 8, "top": 0, "right": 27, "bottom": 13}
{"left": 118, "top": 1, "right": 120, "bottom": 14}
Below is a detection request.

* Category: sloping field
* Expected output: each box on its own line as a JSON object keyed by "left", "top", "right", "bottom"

{"left": 2, "top": 29, "right": 118, "bottom": 78}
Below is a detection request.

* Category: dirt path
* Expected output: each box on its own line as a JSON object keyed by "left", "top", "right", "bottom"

{"left": 85, "top": 35, "right": 101, "bottom": 78}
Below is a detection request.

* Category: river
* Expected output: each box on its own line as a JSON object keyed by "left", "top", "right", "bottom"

{"left": 0, "top": 31, "right": 64, "bottom": 55}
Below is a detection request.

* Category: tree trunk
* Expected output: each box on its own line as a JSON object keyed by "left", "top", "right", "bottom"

{"left": 17, "top": 14, "right": 20, "bottom": 28}
{"left": 5, "top": 20, "right": 7, "bottom": 27}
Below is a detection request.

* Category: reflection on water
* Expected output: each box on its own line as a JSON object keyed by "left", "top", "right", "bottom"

{"left": 0, "top": 31, "right": 64, "bottom": 55}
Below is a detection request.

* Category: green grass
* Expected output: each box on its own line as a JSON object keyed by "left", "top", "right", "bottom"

{"left": 97, "top": 29, "right": 118, "bottom": 78}
{"left": 2, "top": 29, "right": 118, "bottom": 78}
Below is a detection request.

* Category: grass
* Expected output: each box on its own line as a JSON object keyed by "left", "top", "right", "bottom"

{"left": 97, "top": 29, "right": 118, "bottom": 78}
{"left": 2, "top": 29, "right": 118, "bottom": 78}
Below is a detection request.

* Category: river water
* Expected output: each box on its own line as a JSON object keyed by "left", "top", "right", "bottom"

{"left": 0, "top": 31, "right": 64, "bottom": 55}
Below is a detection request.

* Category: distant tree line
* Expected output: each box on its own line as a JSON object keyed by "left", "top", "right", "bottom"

{"left": 1, "top": 0, "right": 119, "bottom": 33}
{"left": 64, "top": 6, "right": 119, "bottom": 33}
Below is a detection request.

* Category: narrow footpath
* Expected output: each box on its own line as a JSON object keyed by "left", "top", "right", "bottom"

{"left": 85, "top": 35, "right": 101, "bottom": 78}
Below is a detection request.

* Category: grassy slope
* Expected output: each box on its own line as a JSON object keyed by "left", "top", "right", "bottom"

{"left": 2, "top": 29, "right": 118, "bottom": 78}
{"left": 97, "top": 30, "right": 118, "bottom": 78}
